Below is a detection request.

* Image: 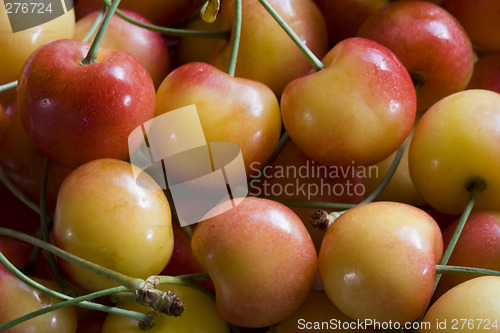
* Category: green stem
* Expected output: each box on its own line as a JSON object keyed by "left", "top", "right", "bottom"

{"left": 0, "top": 228, "right": 144, "bottom": 291}
{"left": 109, "top": 291, "right": 137, "bottom": 303}
{"left": 0, "top": 80, "right": 17, "bottom": 93}
{"left": 81, "top": 5, "right": 107, "bottom": 43}
{"left": 433, "top": 178, "right": 486, "bottom": 290}
{"left": 155, "top": 275, "right": 215, "bottom": 299}
{"left": 0, "top": 286, "right": 135, "bottom": 332}
{"left": 80, "top": 0, "right": 122, "bottom": 65}
{"left": 0, "top": 169, "right": 40, "bottom": 215}
{"left": 39, "top": 158, "right": 76, "bottom": 296}
{"left": 359, "top": 136, "right": 408, "bottom": 205}
{"left": 269, "top": 325, "right": 278, "bottom": 333}
{"left": 436, "top": 264, "right": 500, "bottom": 277}
{"left": 175, "top": 272, "right": 211, "bottom": 281}
{"left": 101, "top": 0, "right": 230, "bottom": 39}
{"left": 0, "top": 251, "right": 147, "bottom": 326}
{"left": 411, "top": 179, "right": 486, "bottom": 333}
{"left": 256, "top": 0, "right": 325, "bottom": 71}
{"left": 227, "top": 0, "right": 242, "bottom": 76}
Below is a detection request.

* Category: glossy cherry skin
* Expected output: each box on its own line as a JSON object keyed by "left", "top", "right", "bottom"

{"left": 250, "top": 139, "right": 364, "bottom": 252}
{"left": 0, "top": 101, "right": 72, "bottom": 210}
{"left": 409, "top": 89, "right": 500, "bottom": 214}
{"left": 17, "top": 39, "right": 155, "bottom": 169}
{"left": 210, "top": 0, "right": 329, "bottom": 96}
{"left": 0, "top": 0, "right": 75, "bottom": 106}
{"left": 74, "top": 9, "right": 169, "bottom": 88}
{"left": 318, "top": 201, "right": 443, "bottom": 323}
{"left": 53, "top": 158, "right": 174, "bottom": 292}
{"left": 443, "top": 0, "right": 500, "bottom": 52}
{"left": 192, "top": 197, "right": 318, "bottom": 328}
{"left": 420, "top": 276, "right": 500, "bottom": 332}
{"left": 281, "top": 37, "right": 416, "bottom": 167}
{"left": 358, "top": 0, "right": 474, "bottom": 111}
{"left": 362, "top": 129, "right": 424, "bottom": 206}
{"left": 269, "top": 291, "right": 377, "bottom": 333}
{"left": 101, "top": 283, "right": 230, "bottom": 333}
{"left": 313, "top": 0, "right": 388, "bottom": 45}
{"left": 0, "top": 266, "right": 77, "bottom": 333}
{"left": 467, "top": 53, "right": 500, "bottom": 93}
{"left": 75, "top": 0, "right": 205, "bottom": 27}
{"left": 0, "top": 236, "right": 52, "bottom": 279}
{"left": 434, "top": 211, "right": 500, "bottom": 299}
{"left": 155, "top": 62, "right": 282, "bottom": 177}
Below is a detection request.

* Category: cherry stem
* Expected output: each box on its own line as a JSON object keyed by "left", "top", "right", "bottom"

{"left": 0, "top": 286, "right": 135, "bottom": 332}
{"left": 269, "top": 325, "right": 278, "bottom": 333}
{"left": 0, "top": 169, "right": 40, "bottom": 215}
{"left": 81, "top": 5, "right": 107, "bottom": 43}
{"left": 255, "top": 132, "right": 407, "bottom": 211}
{"left": 227, "top": 0, "right": 242, "bottom": 77}
{"left": 0, "top": 251, "right": 148, "bottom": 327}
{"left": 256, "top": 0, "right": 325, "bottom": 71}
{"left": 46, "top": 157, "right": 77, "bottom": 297}
{"left": 80, "top": 0, "right": 122, "bottom": 65}
{"left": 175, "top": 272, "right": 211, "bottom": 280}
{"left": 37, "top": 158, "right": 76, "bottom": 296}
{"left": 435, "top": 264, "right": 500, "bottom": 277}
{"left": 156, "top": 274, "right": 214, "bottom": 299}
{"left": 359, "top": 135, "right": 408, "bottom": 205}
{"left": 0, "top": 227, "right": 144, "bottom": 291}
{"left": 411, "top": 179, "right": 486, "bottom": 333}
{"left": 111, "top": 277, "right": 185, "bottom": 317}
{"left": 310, "top": 209, "right": 346, "bottom": 230}
{"left": 433, "top": 178, "right": 486, "bottom": 291}
{"left": 101, "top": 0, "right": 230, "bottom": 39}
{"left": 0, "top": 0, "right": 102, "bottom": 151}
{"left": 0, "top": 80, "right": 17, "bottom": 93}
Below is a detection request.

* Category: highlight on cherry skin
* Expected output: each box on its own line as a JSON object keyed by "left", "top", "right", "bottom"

{"left": 409, "top": 89, "right": 500, "bottom": 215}
{"left": 3, "top": 0, "right": 500, "bottom": 332}
{"left": 52, "top": 158, "right": 174, "bottom": 292}
{"left": 318, "top": 201, "right": 443, "bottom": 324}
{"left": 281, "top": 37, "right": 416, "bottom": 168}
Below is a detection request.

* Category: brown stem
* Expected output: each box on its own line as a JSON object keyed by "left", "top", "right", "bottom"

{"left": 136, "top": 277, "right": 185, "bottom": 317}
{"left": 310, "top": 210, "right": 333, "bottom": 230}
{"left": 310, "top": 210, "right": 346, "bottom": 230}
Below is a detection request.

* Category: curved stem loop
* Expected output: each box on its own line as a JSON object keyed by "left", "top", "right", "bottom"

{"left": 227, "top": 0, "right": 242, "bottom": 76}
{"left": 101, "top": 0, "right": 230, "bottom": 39}
{"left": 359, "top": 136, "right": 408, "bottom": 205}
